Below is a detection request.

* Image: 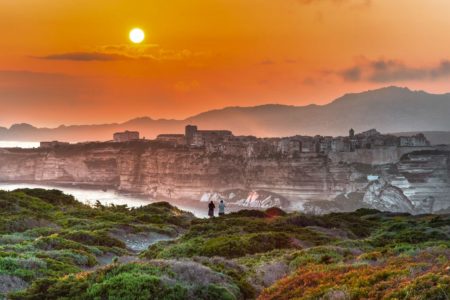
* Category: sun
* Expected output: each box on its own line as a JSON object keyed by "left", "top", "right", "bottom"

{"left": 129, "top": 28, "right": 145, "bottom": 44}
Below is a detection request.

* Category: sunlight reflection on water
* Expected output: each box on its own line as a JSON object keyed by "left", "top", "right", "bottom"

{"left": 0, "top": 141, "right": 40, "bottom": 148}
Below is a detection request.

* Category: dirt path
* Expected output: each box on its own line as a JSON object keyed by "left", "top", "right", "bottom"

{"left": 90, "top": 231, "right": 176, "bottom": 270}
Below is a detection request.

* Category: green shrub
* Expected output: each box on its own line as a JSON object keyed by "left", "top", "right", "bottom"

{"left": 387, "top": 273, "right": 450, "bottom": 300}
{"left": 14, "top": 189, "right": 78, "bottom": 206}
{"left": 87, "top": 273, "right": 187, "bottom": 300}
{"left": 0, "top": 256, "right": 46, "bottom": 281}
{"left": 33, "top": 235, "right": 88, "bottom": 252}
{"left": 289, "top": 246, "right": 349, "bottom": 269}
{"left": 150, "top": 232, "right": 293, "bottom": 259}
{"left": 192, "top": 284, "right": 236, "bottom": 300}
{"left": 2, "top": 188, "right": 449, "bottom": 300}
{"left": 61, "top": 230, "right": 125, "bottom": 248}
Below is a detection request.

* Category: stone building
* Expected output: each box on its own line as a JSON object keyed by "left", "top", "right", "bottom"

{"left": 399, "top": 133, "right": 430, "bottom": 147}
{"left": 278, "top": 139, "right": 302, "bottom": 157}
{"left": 185, "top": 125, "right": 233, "bottom": 146}
{"left": 185, "top": 125, "right": 198, "bottom": 145}
{"left": 331, "top": 137, "right": 351, "bottom": 152}
{"left": 113, "top": 131, "right": 140, "bottom": 142}
{"left": 349, "top": 128, "right": 355, "bottom": 138}
{"left": 156, "top": 134, "right": 186, "bottom": 145}
{"left": 300, "top": 139, "right": 315, "bottom": 153}
{"left": 358, "top": 129, "right": 381, "bottom": 138}
{"left": 318, "top": 137, "right": 333, "bottom": 153}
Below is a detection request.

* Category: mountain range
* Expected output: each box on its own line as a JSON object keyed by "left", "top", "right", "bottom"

{"left": 1, "top": 86, "right": 450, "bottom": 143}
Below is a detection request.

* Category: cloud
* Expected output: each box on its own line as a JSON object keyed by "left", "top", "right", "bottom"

{"left": 36, "top": 52, "right": 129, "bottom": 61}
{"left": 429, "top": 61, "right": 450, "bottom": 79}
{"left": 340, "top": 66, "right": 362, "bottom": 81}
{"left": 284, "top": 59, "right": 298, "bottom": 64}
{"left": 260, "top": 59, "right": 275, "bottom": 65}
{"left": 337, "top": 58, "right": 450, "bottom": 83}
{"left": 34, "top": 44, "right": 210, "bottom": 63}
{"left": 295, "top": 0, "right": 371, "bottom": 7}
{"left": 258, "top": 58, "right": 299, "bottom": 65}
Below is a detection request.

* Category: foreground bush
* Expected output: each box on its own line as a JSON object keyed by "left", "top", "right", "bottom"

{"left": 11, "top": 261, "right": 241, "bottom": 300}
{"left": 0, "top": 189, "right": 194, "bottom": 299}
{"left": 258, "top": 249, "right": 450, "bottom": 300}
{"left": 1, "top": 189, "right": 449, "bottom": 299}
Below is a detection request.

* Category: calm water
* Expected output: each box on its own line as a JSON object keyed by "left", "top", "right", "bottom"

{"left": 0, "top": 182, "right": 208, "bottom": 218}
{"left": 0, "top": 141, "right": 40, "bottom": 148}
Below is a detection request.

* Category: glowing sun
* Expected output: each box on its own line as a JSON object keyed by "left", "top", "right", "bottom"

{"left": 129, "top": 28, "right": 145, "bottom": 44}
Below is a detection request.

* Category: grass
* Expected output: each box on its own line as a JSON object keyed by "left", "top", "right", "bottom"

{"left": 0, "top": 189, "right": 448, "bottom": 300}
{"left": 11, "top": 262, "right": 241, "bottom": 300}
{"left": 0, "top": 189, "right": 194, "bottom": 299}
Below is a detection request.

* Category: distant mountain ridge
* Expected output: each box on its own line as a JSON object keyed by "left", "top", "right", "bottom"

{"left": 1, "top": 86, "right": 450, "bottom": 143}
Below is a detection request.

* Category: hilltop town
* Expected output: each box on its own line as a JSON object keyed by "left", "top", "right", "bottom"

{"left": 155, "top": 125, "right": 430, "bottom": 157}
{"left": 2, "top": 124, "right": 447, "bottom": 216}
{"left": 41, "top": 125, "right": 431, "bottom": 159}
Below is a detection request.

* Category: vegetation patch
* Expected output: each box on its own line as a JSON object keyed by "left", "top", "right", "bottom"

{"left": 0, "top": 189, "right": 194, "bottom": 299}
{"left": 0, "top": 189, "right": 449, "bottom": 299}
{"left": 11, "top": 261, "right": 241, "bottom": 300}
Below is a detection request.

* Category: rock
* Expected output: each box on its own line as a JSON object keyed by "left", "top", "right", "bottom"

{"left": 362, "top": 179, "right": 415, "bottom": 213}
{"left": 0, "top": 275, "right": 28, "bottom": 295}
{"left": 256, "top": 261, "right": 289, "bottom": 287}
{"left": 0, "top": 143, "right": 449, "bottom": 214}
{"left": 322, "top": 290, "right": 350, "bottom": 300}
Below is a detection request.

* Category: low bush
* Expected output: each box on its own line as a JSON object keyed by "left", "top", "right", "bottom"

{"left": 61, "top": 230, "right": 126, "bottom": 248}
{"left": 1, "top": 189, "right": 449, "bottom": 299}
{"left": 11, "top": 262, "right": 242, "bottom": 300}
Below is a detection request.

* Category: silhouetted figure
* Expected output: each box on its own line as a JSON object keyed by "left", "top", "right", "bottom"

{"left": 167, "top": 188, "right": 173, "bottom": 198}
{"left": 218, "top": 199, "right": 225, "bottom": 216}
{"left": 208, "top": 201, "right": 215, "bottom": 218}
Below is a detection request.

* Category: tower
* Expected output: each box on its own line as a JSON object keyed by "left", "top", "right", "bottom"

{"left": 349, "top": 128, "right": 355, "bottom": 138}
{"left": 185, "top": 125, "right": 198, "bottom": 145}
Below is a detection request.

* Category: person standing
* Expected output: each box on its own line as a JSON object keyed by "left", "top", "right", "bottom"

{"left": 218, "top": 200, "right": 226, "bottom": 216}
{"left": 208, "top": 201, "right": 215, "bottom": 218}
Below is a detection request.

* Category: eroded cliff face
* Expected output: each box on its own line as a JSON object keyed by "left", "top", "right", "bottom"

{"left": 0, "top": 142, "right": 449, "bottom": 214}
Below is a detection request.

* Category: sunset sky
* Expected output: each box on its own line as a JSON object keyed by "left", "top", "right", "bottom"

{"left": 1, "top": 0, "right": 450, "bottom": 127}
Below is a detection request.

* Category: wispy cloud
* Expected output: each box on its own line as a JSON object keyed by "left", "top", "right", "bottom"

{"left": 260, "top": 59, "right": 275, "bottom": 65}
{"left": 338, "top": 58, "right": 450, "bottom": 83}
{"left": 295, "top": 0, "right": 371, "bottom": 7}
{"left": 35, "top": 52, "right": 129, "bottom": 61}
{"left": 34, "top": 44, "right": 210, "bottom": 62}
{"left": 340, "top": 66, "right": 362, "bottom": 81}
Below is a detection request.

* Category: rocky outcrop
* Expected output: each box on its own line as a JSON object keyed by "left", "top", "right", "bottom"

{"left": 0, "top": 142, "right": 449, "bottom": 214}
{"left": 362, "top": 179, "right": 415, "bottom": 213}
{"left": 0, "top": 275, "right": 28, "bottom": 295}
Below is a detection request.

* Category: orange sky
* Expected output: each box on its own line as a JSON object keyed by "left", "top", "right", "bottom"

{"left": 1, "top": 0, "right": 450, "bottom": 127}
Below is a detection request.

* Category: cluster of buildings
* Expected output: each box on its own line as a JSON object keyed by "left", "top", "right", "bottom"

{"left": 290, "top": 129, "right": 429, "bottom": 155}
{"left": 39, "top": 130, "right": 141, "bottom": 148}
{"left": 40, "top": 126, "right": 431, "bottom": 156}
{"left": 154, "top": 126, "right": 431, "bottom": 157}
{"left": 349, "top": 129, "right": 429, "bottom": 149}
{"left": 399, "top": 134, "right": 430, "bottom": 147}
{"left": 156, "top": 125, "right": 233, "bottom": 147}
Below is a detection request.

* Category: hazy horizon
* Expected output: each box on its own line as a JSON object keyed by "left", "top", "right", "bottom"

{"left": 3, "top": 1, "right": 450, "bottom": 127}
{"left": 0, "top": 85, "right": 447, "bottom": 129}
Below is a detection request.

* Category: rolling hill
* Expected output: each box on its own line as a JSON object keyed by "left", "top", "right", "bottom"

{"left": 1, "top": 86, "right": 450, "bottom": 142}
